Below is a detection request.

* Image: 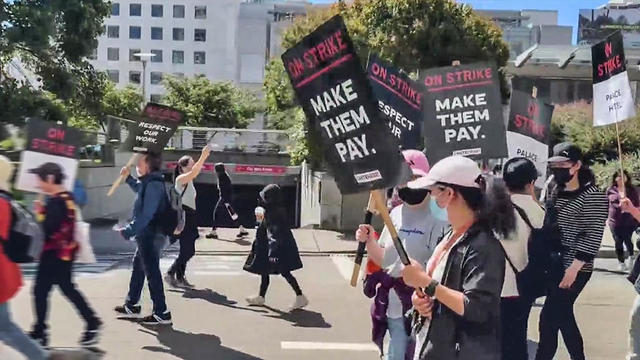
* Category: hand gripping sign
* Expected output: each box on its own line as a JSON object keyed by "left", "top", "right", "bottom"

{"left": 281, "top": 15, "right": 412, "bottom": 281}
{"left": 16, "top": 119, "right": 82, "bottom": 194}
{"left": 107, "top": 103, "right": 185, "bottom": 196}
{"left": 422, "top": 62, "right": 508, "bottom": 163}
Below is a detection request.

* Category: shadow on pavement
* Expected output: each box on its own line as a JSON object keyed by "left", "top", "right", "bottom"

{"left": 216, "top": 237, "right": 252, "bottom": 246}
{"left": 139, "top": 324, "right": 263, "bottom": 360}
{"left": 168, "top": 288, "right": 268, "bottom": 313}
{"left": 263, "top": 305, "right": 332, "bottom": 329}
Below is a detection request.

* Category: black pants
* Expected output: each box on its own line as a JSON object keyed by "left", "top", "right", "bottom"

{"left": 212, "top": 198, "right": 238, "bottom": 230}
{"left": 535, "top": 271, "right": 592, "bottom": 360}
{"left": 501, "top": 296, "right": 534, "bottom": 360}
{"left": 33, "top": 252, "right": 97, "bottom": 332}
{"left": 611, "top": 225, "right": 636, "bottom": 262}
{"left": 259, "top": 272, "right": 302, "bottom": 297}
{"left": 169, "top": 208, "right": 198, "bottom": 280}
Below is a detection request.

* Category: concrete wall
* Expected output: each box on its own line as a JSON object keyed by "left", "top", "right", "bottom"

{"left": 300, "top": 161, "right": 322, "bottom": 228}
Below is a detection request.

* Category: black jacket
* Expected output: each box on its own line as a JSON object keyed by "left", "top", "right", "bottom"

{"left": 417, "top": 224, "right": 505, "bottom": 360}
{"left": 215, "top": 163, "right": 233, "bottom": 202}
{"left": 243, "top": 185, "right": 302, "bottom": 275}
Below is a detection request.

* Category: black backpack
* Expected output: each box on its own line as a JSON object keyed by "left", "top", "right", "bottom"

{"left": 142, "top": 179, "right": 186, "bottom": 237}
{"left": 502, "top": 203, "right": 563, "bottom": 299}
{"left": 0, "top": 193, "right": 44, "bottom": 263}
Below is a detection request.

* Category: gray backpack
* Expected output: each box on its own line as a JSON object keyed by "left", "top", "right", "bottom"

{"left": 0, "top": 194, "right": 44, "bottom": 263}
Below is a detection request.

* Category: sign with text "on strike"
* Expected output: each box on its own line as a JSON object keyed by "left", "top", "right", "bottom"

{"left": 281, "top": 15, "right": 409, "bottom": 194}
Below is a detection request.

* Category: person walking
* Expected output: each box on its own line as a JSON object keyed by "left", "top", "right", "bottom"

{"left": 618, "top": 197, "right": 640, "bottom": 360}
{"left": 400, "top": 155, "right": 516, "bottom": 360}
{"left": 114, "top": 152, "right": 172, "bottom": 325}
{"left": 356, "top": 150, "right": 449, "bottom": 360}
{"left": 206, "top": 163, "right": 248, "bottom": 240}
{"left": 535, "top": 142, "right": 608, "bottom": 360}
{"left": 28, "top": 162, "right": 102, "bottom": 347}
{"left": 165, "top": 146, "right": 211, "bottom": 288}
{"left": 0, "top": 156, "right": 48, "bottom": 359}
{"left": 499, "top": 157, "right": 546, "bottom": 360}
{"left": 243, "top": 184, "right": 308, "bottom": 311}
{"left": 608, "top": 169, "right": 640, "bottom": 272}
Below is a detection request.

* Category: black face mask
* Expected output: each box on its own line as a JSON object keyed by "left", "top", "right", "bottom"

{"left": 397, "top": 187, "right": 429, "bottom": 205}
{"left": 550, "top": 168, "right": 573, "bottom": 186}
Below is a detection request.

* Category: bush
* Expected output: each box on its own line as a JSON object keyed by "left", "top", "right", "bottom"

{"left": 592, "top": 152, "right": 640, "bottom": 190}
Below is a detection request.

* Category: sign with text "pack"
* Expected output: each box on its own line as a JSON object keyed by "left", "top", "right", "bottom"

{"left": 281, "top": 15, "right": 409, "bottom": 194}
{"left": 367, "top": 54, "right": 423, "bottom": 150}
{"left": 122, "top": 103, "right": 185, "bottom": 154}
{"left": 592, "top": 31, "right": 636, "bottom": 127}
{"left": 422, "top": 62, "right": 507, "bottom": 162}
{"left": 506, "top": 89, "right": 554, "bottom": 187}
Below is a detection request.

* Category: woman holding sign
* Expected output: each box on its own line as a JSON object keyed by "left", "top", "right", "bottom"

{"left": 401, "top": 156, "right": 516, "bottom": 360}
{"left": 165, "top": 145, "right": 211, "bottom": 288}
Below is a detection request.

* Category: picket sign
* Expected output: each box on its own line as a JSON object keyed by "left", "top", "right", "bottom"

{"left": 106, "top": 153, "right": 139, "bottom": 197}
{"left": 350, "top": 193, "right": 375, "bottom": 287}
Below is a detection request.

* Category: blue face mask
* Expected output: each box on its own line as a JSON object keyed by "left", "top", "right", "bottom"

{"left": 429, "top": 197, "right": 448, "bottom": 222}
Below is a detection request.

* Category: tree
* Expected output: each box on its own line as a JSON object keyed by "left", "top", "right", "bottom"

{"left": 264, "top": 0, "right": 509, "bottom": 166}
{"left": 0, "top": 0, "right": 111, "bottom": 123}
{"left": 66, "top": 82, "right": 143, "bottom": 129}
{"left": 163, "top": 75, "right": 263, "bottom": 127}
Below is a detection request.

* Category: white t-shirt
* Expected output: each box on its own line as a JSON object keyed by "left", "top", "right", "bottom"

{"left": 378, "top": 203, "right": 449, "bottom": 319}
{"left": 175, "top": 180, "right": 197, "bottom": 210}
{"left": 499, "top": 194, "right": 545, "bottom": 297}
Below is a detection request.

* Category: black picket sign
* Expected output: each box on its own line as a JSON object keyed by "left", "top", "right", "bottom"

{"left": 592, "top": 31, "right": 626, "bottom": 85}
{"left": 121, "top": 103, "right": 185, "bottom": 154}
{"left": 281, "top": 15, "right": 409, "bottom": 194}
{"left": 25, "top": 118, "right": 82, "bottom": 159}
{"left": 367, "top": 54, "right": 424, "bottom": 150}
{"left": 421, "top": 62, "right": 507, "bottom": 162}
{"left": 507, "top": 90, "right": 553, "bottom": 145}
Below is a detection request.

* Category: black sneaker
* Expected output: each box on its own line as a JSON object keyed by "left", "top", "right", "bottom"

{"left": 164, "top": 272, "right": 179, "bottom": 288}
{"left": 80, "top": 319, "right": 102, "bottom": 346}
{"left": 29, "top": 329, "right": 48, "bottom": 348}
{"left": 141, "top": 311, "right": 172, "bottom": 325}
{"left": 177, "top": 277, "right": 194, "bottom": 288}
{"left": 206, "top": 231, "right": 218, "bottom": 239}
{"left": 114, "top": 304, "right": 142, "bottom": 317}
{"left": 236, "top": 231, "right": 249, "bottom": 238}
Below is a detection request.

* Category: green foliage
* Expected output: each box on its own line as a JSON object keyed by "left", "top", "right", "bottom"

{"left": 0, "top": 79, "right": 68, "bottom": 125}
{"left": 264, "top": 0, "right": 510, "bottom": 166}
{"left": 163, "top": 75, "right": 263, "bottom": 127}
{"left": 101, "top": 83, "right": 144, "bottom": 119}
{"left": 592, "top": 152, "right": 640, "bottom": 190}
{"left": 551, "top": 101, "right": 640, "bottom": 163}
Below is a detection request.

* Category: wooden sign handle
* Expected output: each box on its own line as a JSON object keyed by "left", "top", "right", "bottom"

{"left": 107, "top": 154, "right": 139, "bottom": 197}
{"left": 350, "top": 193, "right": 375, "bottom": 287}
{"left": 371, "top": 189, "right": 410, "bottom": 265}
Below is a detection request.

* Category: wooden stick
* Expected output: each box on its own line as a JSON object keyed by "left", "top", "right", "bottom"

{"left": 107, "top": 154, "right": 139, "bottom": 197}
{"left": 371, "top": 189, "right": 410, "bottom": 265}
{"left": 615, "top": 121, "right": 626, "bottom": 198}
{"left": 350, "top": 192, "right": 375, "bottom": 287}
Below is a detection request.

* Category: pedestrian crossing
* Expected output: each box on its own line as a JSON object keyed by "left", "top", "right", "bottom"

{"left": 159, "top": 255, "right": 246, "bottom": 277}
{"left": 19, "top": 256, "right": 124, "bottom": 278}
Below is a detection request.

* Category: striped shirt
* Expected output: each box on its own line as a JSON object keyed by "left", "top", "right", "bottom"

{"left": 554, "top": 185, "right": 608, "bottom": 272}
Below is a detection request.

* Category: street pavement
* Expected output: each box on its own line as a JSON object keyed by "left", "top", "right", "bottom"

{"left": 0, "top": 228, "right": 637, "bottom": 359}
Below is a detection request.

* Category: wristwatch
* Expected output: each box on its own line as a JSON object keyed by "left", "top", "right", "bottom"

{"left": 425, "top": 279, "right": 440, "bottom": 297}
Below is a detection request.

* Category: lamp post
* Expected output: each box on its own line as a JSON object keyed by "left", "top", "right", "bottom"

{"left": 134, "top": 52, "right": 155, "bottom": 106}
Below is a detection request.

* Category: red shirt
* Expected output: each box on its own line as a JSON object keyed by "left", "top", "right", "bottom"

{"left": 0, "top": 194, "right": 23, "bottom": 304}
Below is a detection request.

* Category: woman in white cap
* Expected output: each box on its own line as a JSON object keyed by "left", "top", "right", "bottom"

{"left": 0, "top": 156, "right": 48, "bottom": 359}
{"left": 401, "top": 155, "right": 516, "bottom": 360}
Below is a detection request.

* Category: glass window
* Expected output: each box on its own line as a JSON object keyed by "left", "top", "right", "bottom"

{"left": 194, "top": 29, "right": 206, "bottom": 42}
{"left": 173, "top": 5, "right": 185, "bottom": 18}
{"left": 129, "top": 71, "right": 141, "bottom": 84}
{"left": 173, "top": 72, "right": 185, "bottom": 79}
{"left": 150, "top": 94, "right": 163, "bottom": 103}
{"left": 107, "top": 70, "right": 119, "bottom": 83}
{"left": 130, "top": 3, "right": 141, "bottom": 16}
{"left": 195, "top": 6, "right": 206, "bottom": 19}
{"left": 129, "top": 26, "right": 141, "bottom": 39}
{"left": 172, "top": 50, "right": 184, "bottom": 64}
{"left": 129, "top": 48, "right": 141, "bottom": 61}
{"left": 151, "top": 27, "right": 163, "bottom": 40}
{"left": 151, "top": 4, "right": 163, "bottom": 17}
{"left": 151, "top": 50, "right": 163, "bottom": 63}
{"left": 173, "top": 28, "right": 184, "bottom": 41}
{"left": 194, "top": 51, "right": 205, "bottom": 64}
{"left": 107, "top": 47, "right": 119, "bottom": 61}
{"left": 150, "top": 72, "right": 163, "bottom": 85}
{"left": 88, "top": 48, "right": 98, "bottom": 60}
{"left": 111, "top": 3, "right": 120, "bottom": 16}
{"left": 107, "top": 25, "right": 119, "bottom": 39}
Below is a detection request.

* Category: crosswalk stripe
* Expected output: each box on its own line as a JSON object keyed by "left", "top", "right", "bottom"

{"left": 281, "top": 341, "right": 378, "bottom": 351}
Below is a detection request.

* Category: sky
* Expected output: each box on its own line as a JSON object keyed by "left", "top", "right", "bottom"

{"left": 310, "top": 0, "right": 610, "bottom": 42}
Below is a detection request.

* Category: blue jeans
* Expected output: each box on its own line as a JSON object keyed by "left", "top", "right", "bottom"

{"left": 629, "top": 295, "right": 640, "bottom": 360}
{"left": 0, "top": 302, "right": 47, "bottom": 360}
{"left": 126, "top": 234, "right": 168, "bottom": 315}
{"left": 387, "top": 317, "right": 409, "bottom": 360}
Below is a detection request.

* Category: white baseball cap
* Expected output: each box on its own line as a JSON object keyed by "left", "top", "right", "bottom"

{"left": 408, "top": 156, "right": 482, "bottom": 189}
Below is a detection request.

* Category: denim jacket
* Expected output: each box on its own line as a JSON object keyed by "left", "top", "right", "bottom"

{"left": 121, "top": 171, "right": 166, "bottom": 240}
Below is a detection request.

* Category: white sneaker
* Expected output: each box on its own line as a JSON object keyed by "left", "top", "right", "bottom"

{"left": 246, "top": 295, "right": 265, "bottom": 306}
{"left": 619, "top": 262, "right": 628, "bottom": 272}
{"left": 289, "top": 295, "right": 309, "bottom": 311}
